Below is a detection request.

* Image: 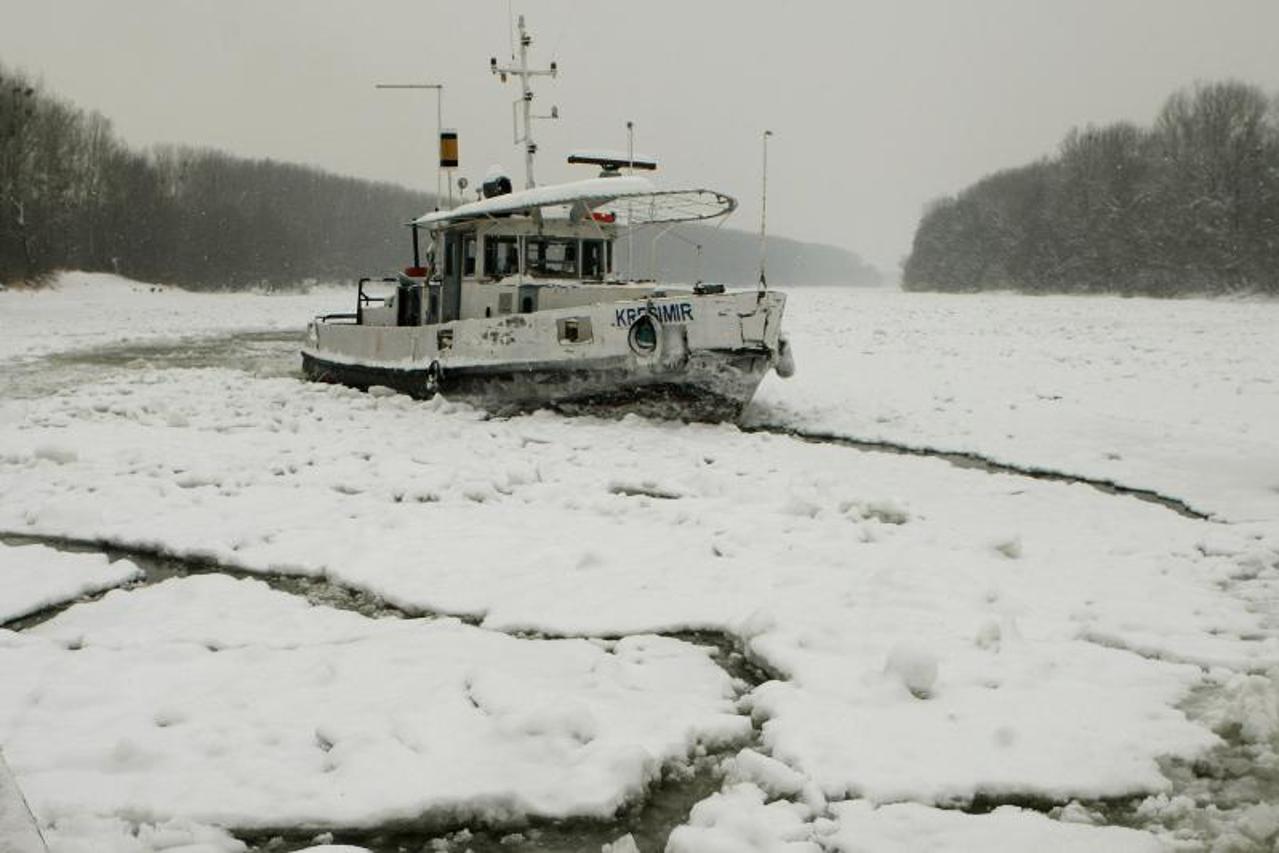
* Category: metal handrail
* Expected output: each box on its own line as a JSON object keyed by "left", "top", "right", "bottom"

{"left": 355, "top": 277, "right": 399, "bottom": 324}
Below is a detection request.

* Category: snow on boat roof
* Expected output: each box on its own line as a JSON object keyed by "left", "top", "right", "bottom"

{"left": 413, "top": 176, "right": 736, "bottom": 226}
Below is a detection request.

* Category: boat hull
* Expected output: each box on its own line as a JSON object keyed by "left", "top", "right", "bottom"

{"left": 302, "top": 347, "right": 773, "bottom": 422}
{"left": 302, "top": 289, "right": 786, "bottom": 423}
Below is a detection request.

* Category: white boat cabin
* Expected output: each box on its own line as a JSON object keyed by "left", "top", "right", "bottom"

{"left": 360, "top": 174, "right": 730, "bottom": 331}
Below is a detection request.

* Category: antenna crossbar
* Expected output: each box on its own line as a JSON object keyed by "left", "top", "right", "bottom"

{"left": 490, "top": 15, "right": 558, "bottom": 189}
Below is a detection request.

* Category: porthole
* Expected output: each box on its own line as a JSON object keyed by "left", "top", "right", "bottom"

{"left": 628, "top": 314, "right": 659, "bottom": 355}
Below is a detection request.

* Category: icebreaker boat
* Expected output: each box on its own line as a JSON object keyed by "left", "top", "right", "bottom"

{"left": 302, "top": 17, "right": 793, "bottom": 422}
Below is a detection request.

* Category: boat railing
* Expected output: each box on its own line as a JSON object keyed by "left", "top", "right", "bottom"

{"left": 356, "top": 276, "right": 400, "bottom": 324}
{"left": 314, "top": 276, "right": 400, "bottom": 325}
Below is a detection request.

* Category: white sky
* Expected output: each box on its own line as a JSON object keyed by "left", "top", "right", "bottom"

{"left": 3, "top": 0, "right": 1278, "bottom": 273}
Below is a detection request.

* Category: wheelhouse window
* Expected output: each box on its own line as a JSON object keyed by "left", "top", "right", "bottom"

{"left": 581, "top": 239, "right": 606, "bottom": 281}
{"left": 525, "top": 238, "right": 578, "bottom": 278}
{"left": 484, "top": 236, "right": 520, "bottom": 279}
{"left": 463, "top": 235, "right": 477, "bottom": 277}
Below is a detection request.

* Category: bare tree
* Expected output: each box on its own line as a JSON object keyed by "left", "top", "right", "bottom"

{"left": 904, "top": 80, "right": 1279, "bottom": 295}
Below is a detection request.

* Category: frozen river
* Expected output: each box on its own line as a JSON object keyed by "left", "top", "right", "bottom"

{"left": 1, "top": 274, "right": 1277, "bottom": 852}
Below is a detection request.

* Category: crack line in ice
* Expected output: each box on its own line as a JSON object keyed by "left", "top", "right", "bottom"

{"left": 0, "top": 533, "right": 783, "bottom": 689}
{"left": 744, "top": 424, "right": 1213, "bottom": 521}
{"left": 231, "top": 758, "right": 730, "bottom": 853}
{"left": 0, "top": 533, "right": 772, "bottom": 852}
{"left": 1078, "top": 628, "right": 1277, "bottom": 675}
{"left": 8, "top": 532, "right": 1273, "bottom": 851}
{"left": 0, "top": 533, "right": 422, "bottom": 630}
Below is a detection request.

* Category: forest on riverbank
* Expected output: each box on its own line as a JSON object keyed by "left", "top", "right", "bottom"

{"left": 0, "top": 66, "right": 427, "bottom": 289}
{"left": 0, "top": 64, "right": 878, "bottom": 290}
{"left": 903, "top": 81, "right": 1279, "bottom": 295}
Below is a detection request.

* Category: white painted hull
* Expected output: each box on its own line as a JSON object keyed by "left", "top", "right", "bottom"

{"left": 303, "top": 290, "right": 786, "bottom": 422}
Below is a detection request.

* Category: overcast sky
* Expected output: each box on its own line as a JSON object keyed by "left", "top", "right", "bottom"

{"left": 3, "top": 0, "right": 1278, "bottom": 274}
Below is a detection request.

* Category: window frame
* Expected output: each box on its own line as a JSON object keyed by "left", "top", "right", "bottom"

{"left": 524, "top": 237, "right": 580, "bottom": 279}
{"left": 483, "top": 235, "right": 521, "bottom": 280}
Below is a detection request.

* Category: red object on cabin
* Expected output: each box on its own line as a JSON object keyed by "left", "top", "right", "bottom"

{"left": 404, "top": 266, "right": 429, "bottom": 277}
{"left": 592, "top": 211, "right": 616, "bottom": 223}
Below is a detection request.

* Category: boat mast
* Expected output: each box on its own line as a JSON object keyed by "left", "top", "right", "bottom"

{"left": 759, "top": 129, "right": 773, "bottom": 291}
{"left": 627, "top": 120, "right": 635, "bottom": 281}
{"left": 491, "top": 15, "right": 557, "bottom": 189}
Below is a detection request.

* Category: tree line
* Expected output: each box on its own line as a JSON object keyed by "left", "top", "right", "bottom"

{"left": 903, "top": 81, "right": 1279, "bottom": 295}
{"left": 0, "top": 64, "right": 434, "bottom": 289}
{"left": 0, "top": 62, "right": 879, "bottom": 290}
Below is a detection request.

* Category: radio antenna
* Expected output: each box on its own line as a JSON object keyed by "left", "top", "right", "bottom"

{"left": 507, "top": 0, "right": 516, "bottom": 59}
{"left": 491, "top": 15, "right": 558, "bottom": 189}
{"left": 758, "top": 129, "right": 773, "bottom": 291}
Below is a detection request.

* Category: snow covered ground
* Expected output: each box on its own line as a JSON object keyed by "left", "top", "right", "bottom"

{"left": 1, "top": 273, "right": 1277, "bottom": 852}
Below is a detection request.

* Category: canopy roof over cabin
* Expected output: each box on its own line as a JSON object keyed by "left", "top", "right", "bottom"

{"left": 413, "top": 177, "right": 736, "bottom": 228}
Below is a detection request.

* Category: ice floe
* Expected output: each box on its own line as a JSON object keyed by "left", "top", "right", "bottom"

{"left": 2, "top": 275, "right": 1277, "bottom": 849}
{"left": 1, "top": 576, "right": 747, "bottom": 832}
{"left": 0, "top": 541, "right": 141, "bottom": 624}
{"left": 750, "top": 288, "right": 1279, "bottom": 523}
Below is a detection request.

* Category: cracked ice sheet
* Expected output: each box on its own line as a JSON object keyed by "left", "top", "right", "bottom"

{"left": 0, "top": 540, "right": 141, "bottom": 624}
{"left": 1, "top": 368, "right": 1276, "bottom": 810}
{"left": 40, "top": 815, "right": 247, "bottom": 853}
{"left": 665, "top": 784, "right": 1164, "bottom": 852}
{"left": 820, "top": 799, "right": 1163, "bottom": 852}
{"left": 0, "top": 575, "right": 749, "bottom": 831}
{"left": 749, "top": 288, "right": 1279, "bottom": 524}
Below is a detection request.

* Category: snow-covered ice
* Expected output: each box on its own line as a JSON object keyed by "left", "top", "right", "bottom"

{"left": 666, "top": 783, "right": 820, "bottom": 853}
{"left": 0, "top": 541, "right": 141, "bottom": 624}
{"left": 750, "top": 288, "right": 1279, "bottom": 523}
{"left": 666, "top": 783, "right": 1169, "bottom": 852}
{"left": 1, "top": 273, "right": 1278, "bottom": 850}
{"left": 0, "top": 751, "right": 47, "bottom": 853}
{"left": 38, "top": 816, "right": 246, "bottom": 853}
{"left": 820, "top": 799, "right": 1165, "bottom": 852}
{"left": 2, "top": 575, "right": 747, "bottom": 829}
{"left": 0, "top": 273, "right": 345, "bottom": 367}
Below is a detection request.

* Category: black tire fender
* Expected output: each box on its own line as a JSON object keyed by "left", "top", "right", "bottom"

{"left": 425, "top": 359, "right": 443, "bottom": 394}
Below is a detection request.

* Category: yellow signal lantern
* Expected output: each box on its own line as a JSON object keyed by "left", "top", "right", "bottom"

{"left": 439, "top": 131, "right": 459, "bottom": 169}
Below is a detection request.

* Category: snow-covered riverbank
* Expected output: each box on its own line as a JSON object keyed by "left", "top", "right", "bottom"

{"left": 1, "top": 274, "right": 1276, "bottom": 852}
